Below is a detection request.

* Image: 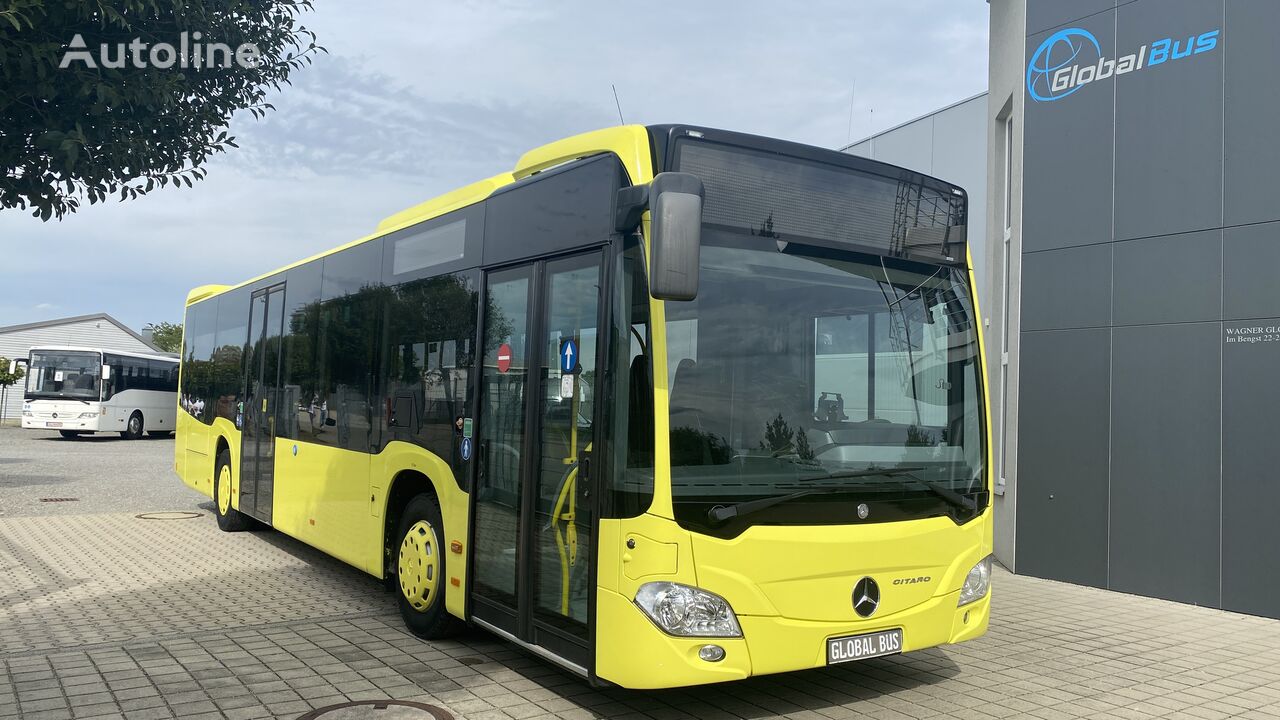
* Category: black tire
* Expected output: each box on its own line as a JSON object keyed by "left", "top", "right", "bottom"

{"left": 121, "top": 411, "right": 144, "bottom": 440}
{"left": 213, "top": 448, "right": 250, "bottom": 532}
{"left": 59, "top": 430, "right": 81, "bottom": 439}
{"left": 394, "top": 494, "right": 463, "bottom": 639}
{"left": 148, "top": 430, "right": 173, "bottom": 438}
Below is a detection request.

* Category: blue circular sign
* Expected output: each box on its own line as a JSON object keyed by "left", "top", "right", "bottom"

{"left": 460, "top": 437, "right": 473, "bottom": 461}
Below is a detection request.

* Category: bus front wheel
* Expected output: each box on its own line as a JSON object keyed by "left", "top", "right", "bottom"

{"left": 394, "top": 494, "right": 463, "bottom": 639}
{"left": 59, "top": 430, "right": 82, "bottom": 439}
{"left": 121, "top": 412, "right": 144, "bottom": 440}
{"left": 213, "top": 449, "right": 250, "bottom": 532}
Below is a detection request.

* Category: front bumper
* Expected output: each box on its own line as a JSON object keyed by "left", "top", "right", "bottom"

{"left": 22, "top": 417, "right": 100, "bottom": 432}
{"left": 595, "top": 584, "right": 990, "bottom": 689}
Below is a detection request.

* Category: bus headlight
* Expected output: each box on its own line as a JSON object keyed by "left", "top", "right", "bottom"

{"left": 78, "top": 412, "right": 98, "bottom": 418}
{"left": 958, "top": 556, "right": 993, "bottom": 607}
{"left": 634, "top": 582, "right": 742, "bottom": 637}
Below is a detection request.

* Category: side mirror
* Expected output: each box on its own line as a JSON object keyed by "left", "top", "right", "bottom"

{"left": 648, "top": 172, "right": 703, "bottom": 301}
{"left": 101, "top": 364, "right": 111, "bottom": 380}
{"left": 7, "top": 359, "right": 15, "bottom": 374}
{"left": 616, "top": 172, "right": 704, "bottom": 301}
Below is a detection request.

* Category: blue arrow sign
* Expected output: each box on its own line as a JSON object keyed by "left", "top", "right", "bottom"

{"left": 560, "top": 338, "right": 579, "bottom": 374}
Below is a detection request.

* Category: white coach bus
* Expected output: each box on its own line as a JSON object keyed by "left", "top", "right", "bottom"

{"left": 20, "top": 346, "right": 179, "bottom": 439}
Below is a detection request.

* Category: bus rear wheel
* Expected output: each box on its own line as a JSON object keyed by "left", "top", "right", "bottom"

{"left": 121, "top": 411, "right": 143, "bottom": 440}
{"left": 394, "top": 494, "right": 463, "bottom": 639}
{"left": 213, "top": 449, "right": 250, "bottom": 532}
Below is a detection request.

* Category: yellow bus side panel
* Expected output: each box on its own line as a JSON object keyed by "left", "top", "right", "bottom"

{"left": 273, "top": 439, "right": 374, "bottom": 573}
{"left": 175, "top": 412, "right": 240, "bottom": 502}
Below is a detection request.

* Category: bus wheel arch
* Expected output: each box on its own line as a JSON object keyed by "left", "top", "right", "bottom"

{"left": 385, "top": 471, "right": 462, "bottom": 639}
{"left": 121, "top": 410, "right": 144, "bottom": 440}
{"left": 213, "top": 442, "right": 249, "bottom": 532}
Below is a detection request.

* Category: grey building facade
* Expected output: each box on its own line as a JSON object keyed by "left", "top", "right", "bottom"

{"left": 992, "top": 0, "right": 1280, "bottom": 618}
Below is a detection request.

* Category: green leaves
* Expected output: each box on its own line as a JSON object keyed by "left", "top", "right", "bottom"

{"left": 0, "top": 0, "right": 324, "bottom": 221}
{"left": 0, "top": 356, "right": 26, "bottom": 387}
{"left": 146, "top": 321, "right": 184, "bottom": 352}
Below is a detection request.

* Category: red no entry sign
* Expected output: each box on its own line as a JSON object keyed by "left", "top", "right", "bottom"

{"left": 496, "top": 343, "right": 512, "bottom": 373}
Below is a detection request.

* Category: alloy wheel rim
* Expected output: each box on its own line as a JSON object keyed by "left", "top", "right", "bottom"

{"left": 397, "top": 520, "right": 439, "bottom": 611}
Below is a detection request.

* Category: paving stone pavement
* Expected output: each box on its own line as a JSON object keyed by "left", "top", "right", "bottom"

{"left": 4, "top": 510, "right": 1280, "bottom": 720}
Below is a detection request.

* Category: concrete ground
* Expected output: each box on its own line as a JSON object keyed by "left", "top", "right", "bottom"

{"left": 0, "top": 430, "right": 193, "bottom": 518}
{"left": 3, "top": 428, "right": 1280, "bottom": 719}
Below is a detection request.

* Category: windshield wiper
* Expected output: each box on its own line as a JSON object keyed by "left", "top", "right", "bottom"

{"left": 824, "top": 466, "right": 978, "bottom": 513}
{"left": 707, "top": 466, "right": 924, "bottom": 524}
{"left": 706, "top": 466, "right": 979, "bottom": 524}
{"left": 707, "top": 487, "right": 852, "bottom": 524}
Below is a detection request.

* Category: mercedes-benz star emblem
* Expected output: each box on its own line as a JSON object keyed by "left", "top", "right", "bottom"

{"left": 51, "top": 412, "right": 58, "bottom": 418}
{"left": 852, "top": 577, "right": 880, "bottom": 618}
{"left": 856, "top": 503, "right": 869, "bottom": 519}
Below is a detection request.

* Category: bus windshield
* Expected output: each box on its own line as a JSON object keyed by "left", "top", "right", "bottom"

{"left": 26, "top": 350, "right": 102, "bottom": 401}
{"left": 665, "top": 142, "right": 984, "bottom": 534}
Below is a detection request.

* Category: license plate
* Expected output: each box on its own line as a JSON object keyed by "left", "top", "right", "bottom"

{"left": 47, "top": 422, "right": 62, "bottom": 428}
{"left": 826, "top": 628, "right": 903, "bottom": 664}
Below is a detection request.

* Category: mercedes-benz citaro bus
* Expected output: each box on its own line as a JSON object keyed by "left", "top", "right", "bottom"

{"left": 175, "top": 125, "right": 992, "bottom": 689}
{"left": 22, "top": 346, "right": 179, "bottom": 439}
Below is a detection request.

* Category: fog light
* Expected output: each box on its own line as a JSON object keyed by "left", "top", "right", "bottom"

{"left": 698, "top": 644, "right": 726, "bottom": 663}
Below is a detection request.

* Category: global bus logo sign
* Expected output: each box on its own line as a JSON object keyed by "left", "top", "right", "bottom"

{"left": 1027, "top": 26, "right": 1220, "bottom": 103}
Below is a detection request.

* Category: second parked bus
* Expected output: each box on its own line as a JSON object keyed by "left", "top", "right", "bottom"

{"left": 23, "top": 346, "right": 179, "bottom": 439}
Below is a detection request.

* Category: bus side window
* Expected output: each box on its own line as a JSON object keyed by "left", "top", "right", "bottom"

{"left": 605, "top": 237, "right": 655, "bottom": 518}
{"left": 380, "top": 271, "right": 477, "bottom": 479}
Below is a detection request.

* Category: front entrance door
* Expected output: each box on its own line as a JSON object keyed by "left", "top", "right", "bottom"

{"left": 470, "top": 250, "right": 604, "bottom": 672}
{"left": 240, "top": 283, "right": 286, "bottom": 523}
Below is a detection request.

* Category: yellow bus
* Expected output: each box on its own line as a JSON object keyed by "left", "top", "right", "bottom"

{"left": 175, "top": 125, "right": 992, "bottom": 689}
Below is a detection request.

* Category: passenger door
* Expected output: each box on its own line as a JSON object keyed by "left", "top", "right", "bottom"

{"left": 470, "top": 250, "right": 605, "bottom": 673}
{"left": 240, "top": 283, "right": 286, "bottom": 523}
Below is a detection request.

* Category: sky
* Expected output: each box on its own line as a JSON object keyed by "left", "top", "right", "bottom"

{"left": 0, "top": 1, "right": 988, "bottom": 332}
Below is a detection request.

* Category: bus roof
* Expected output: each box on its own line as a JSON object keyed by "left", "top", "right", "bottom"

{"left": 185, "top": 123, "right": 967, "bottom": 307}
{"left": 28, "top": 346, "right": 179, "bottom": 363}
{"left": 186, "top": 125, "right": 655, "bottom": 307}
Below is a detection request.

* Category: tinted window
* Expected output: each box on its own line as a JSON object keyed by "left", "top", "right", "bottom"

{"left": 604, "top": 237, "right": 655, "bottom": 517}
{"left": 316, "top": 240, "right": 384, "bottom": 452}
{"left": 382, "top": 205, "right": 482, "bottom": 284}
{"left": 281, "top": 260, "right": 323, "bottom": 442}
{"left": 675, "top": 139, "right": 966, "bottom": 265}
{"left": 150, "top": 360, "right": 178, "bottom": 392}
{"left": 483, "top": 154, "right": 624, "bottom": 266}
{"left": 180, "top": 300, "right": 218, "bottom": 424}
{"left": 381, "top": 271, "right": 478, "bottom": 481}
{"left": 213, "top": 287, "right": 251, "bottom": 427}
{"left": 392, "top": 220, "right": 466, "bottom": 275}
